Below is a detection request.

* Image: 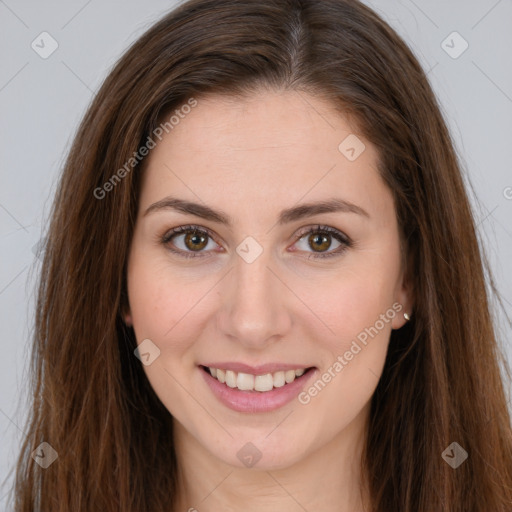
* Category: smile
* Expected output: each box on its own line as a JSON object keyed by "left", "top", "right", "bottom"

{"left": 203, "top": 366, "right": 309, "bottom": 392}
{"left": 199, "top": 364, "right": 317, "bottom": 413}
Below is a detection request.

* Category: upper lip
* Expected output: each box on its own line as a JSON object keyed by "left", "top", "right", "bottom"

{"left": 200, "top": 362, "right": 314, "bottom": 374}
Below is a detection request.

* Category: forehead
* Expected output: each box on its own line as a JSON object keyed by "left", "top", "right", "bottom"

{"left": 155, "top": 89, "right": 366, "bottom": 157}
{"left": 139, "top": 90, "right": 391, "bottom": 224}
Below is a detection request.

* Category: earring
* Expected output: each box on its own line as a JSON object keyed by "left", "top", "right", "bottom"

{"left": 404, "top": 312, "right": 411, "bottom": 321}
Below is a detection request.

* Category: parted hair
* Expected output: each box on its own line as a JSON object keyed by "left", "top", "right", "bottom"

{"left": 11, "top": 0, "right": 512, "bottom": 510}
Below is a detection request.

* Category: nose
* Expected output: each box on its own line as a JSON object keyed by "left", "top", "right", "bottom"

{"left": 216, "top": 247, "right": 293, "bottom": 350}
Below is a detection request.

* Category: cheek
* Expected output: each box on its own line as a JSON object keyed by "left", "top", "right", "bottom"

{"left": 126, "top": 256, "right": 203, "bottom": 410}
{"left": 298, "top": 290, "right": 391, "bottom": 438}
{"left": 303, "top": 269, "right": 395, "bottom": 413}
{"left": 128, "top": 241, "right": 197, "bottom": 324}
{"left": 127, "top": 265, "right": 170, "bottom": 338}
{"left": 127, "top": 250, "right": 219, "bottom": 378}
{"left": 304, "top": 271, "right": 395, "bottom": 402}
{"left": 127, "top": 249, "right": 197, "bottom": 337}
{"left": 313, "top": 271, "right": 394, "bottom": 346}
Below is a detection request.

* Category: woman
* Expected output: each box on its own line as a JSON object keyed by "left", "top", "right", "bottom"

{"left": 12, "top": 0, "right": 512, "bottom": 510}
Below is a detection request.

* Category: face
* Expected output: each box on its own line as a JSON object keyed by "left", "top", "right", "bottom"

{"left": 125, "top": 89, "right": 412, "bottom": 470}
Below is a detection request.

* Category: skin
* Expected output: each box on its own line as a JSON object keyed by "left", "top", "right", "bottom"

{"left": 125, "top": 89, "right": 413, "bottom": 512}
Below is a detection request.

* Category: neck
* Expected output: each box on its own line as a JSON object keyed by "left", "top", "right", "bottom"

{"left": 172, "top": 403, "right": 371, "bottom": 512}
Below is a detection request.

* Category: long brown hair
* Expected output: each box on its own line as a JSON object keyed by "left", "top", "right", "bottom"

{"left": 10, "top": 0, "right": 512, "bottom": 510}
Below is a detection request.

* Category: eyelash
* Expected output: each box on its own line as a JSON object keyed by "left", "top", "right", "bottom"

{"left": 160, "top": 224, "right": 352, "bottom": 260}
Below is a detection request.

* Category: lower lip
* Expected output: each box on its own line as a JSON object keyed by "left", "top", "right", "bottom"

{"left": 199, "top": 366, "right": 317, "bottom": 413}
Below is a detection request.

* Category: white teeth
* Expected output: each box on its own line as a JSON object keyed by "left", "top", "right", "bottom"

{"left": 236, "top": 372, "right": 254, "bottom": 391}
{"left": 285, "top": 370, "right": 296, "bottom": 383}
{"left": 272, "top": 371, "right": 285, "bottom": 388}
{"left": 225, "top": 370, "right": 237, "bottom": 388}
{"left": 206, "top": 366, "right": 309, "bottom": 392}
{"left": 254, "top": 373, "right": 273, "bottom": 392}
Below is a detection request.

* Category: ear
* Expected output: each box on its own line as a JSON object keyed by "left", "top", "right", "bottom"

{"left": 391, "top": 259, "right": 415, "bottom": 330}
{"left": 120, "top": 302, "right": 133, "bottom": 327}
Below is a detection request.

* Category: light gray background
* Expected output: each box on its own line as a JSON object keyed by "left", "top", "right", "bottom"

{"left": 1, "top": 0, "right": 511, "bottom": 508}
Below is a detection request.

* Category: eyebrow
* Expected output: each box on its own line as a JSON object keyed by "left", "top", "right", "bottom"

{"left": 143, "top": 196, "right": 370, "bottom": 226}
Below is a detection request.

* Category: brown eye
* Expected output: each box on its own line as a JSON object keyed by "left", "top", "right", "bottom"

{"left": 162, "top": 225, "right": 218, "bottom": 258}
{"left": 293, "top": 225, "right": 351, "bottom": 259}
{"left": 308, "top": 232, "right": 332, "bottom": 252}
{"left": 184, "top": 231, "right": 208, "bottom": 251}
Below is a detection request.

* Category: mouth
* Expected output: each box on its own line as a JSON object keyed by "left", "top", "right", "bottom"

{"left": 198, "top": 364, "right": 317, "bottom": 413}
{"left": 200, "top": 365, "right": 314, "bottom": 391}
